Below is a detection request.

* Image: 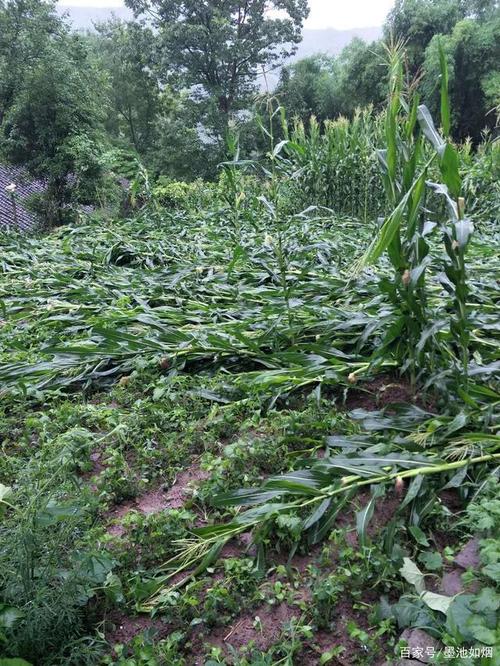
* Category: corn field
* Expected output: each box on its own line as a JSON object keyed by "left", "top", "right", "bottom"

{"left": 0, "top": 44, "right": 499, "bottom": 666}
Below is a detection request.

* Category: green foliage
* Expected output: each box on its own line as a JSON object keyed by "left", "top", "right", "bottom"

{"left": 333, "top": 39, "right": 388, "bottom": 117}
{"left": 125, "top": 0, "right": 310, "bottom": 116}
{"left": 276, "top": 40, "right": 387, "bottom": 126}
{"left": 389, "top": 481, "right": 500, "bottom": 654}
{"left": 286, "top": 110, "right": 385, "bottom": 219}
{"left": 422, "top": 16, "right": 500, "bottom": 141}
{"left": 279, "top": 1, "right": 498, "bottom": 146}
{"left": 277, "top": 54, "right": 338, "bottom": 124}
{"left": 311, "top": 573, "right": 345, "bottom": 629}
{"left": 122, "top": 508, "right": 197, "bottom": 567}
{"left": 93, "top": 19, "right": 162, "bottom": 156}
{"left": 152, "top": 178, "right": 210, "bottom": 210}
{"left": 0, "top": 445, "right": 115, "bottom": 662}
{"left": 104, "top": 631, "right": 186, "bottom": 665}
{"left": 0, "top": 29, "right": 108, "bottom": 224}
{"left": 0, "top": 0, "right": 62, "bottom": 126}
{"left": 0, "top": 8, "right": 499, "bottom": 662}
{"left": 384, "top": 0, "right": 466, "bottom": 72}
{"left": 464, "top": 478, "right": 500, "bottom": 533}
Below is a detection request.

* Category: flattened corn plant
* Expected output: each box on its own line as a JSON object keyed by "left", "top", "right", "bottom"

{"left": 0, "top": 40, "right": 498, "bottom": 621}
{"left": 98, "top": 46, "right": 500, "bottom": 604}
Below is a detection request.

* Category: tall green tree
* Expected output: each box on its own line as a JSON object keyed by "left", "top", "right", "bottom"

{"left": 276, "top": 40, "right": 387, "bottom": 125}
{"left": 384, "top": 0, "right": 466, "bottom": 72}
{"left": 125, "top": 0, "right": 310, "bottom": 117}
{"left": 276, "top": 54, "right": 337, "bottom": 123}
{"left": 92, "top": 19, "right": 162, "bottom": 156}
{"left": 333, "top": 39, "right": 387, "bottom": 116}
{"left": 1, "top": 34, "right": 108, "bottom": 223}
{"left": 0, "top": 0, "right": 61, "bottom": 125}
{"left": 423, "top": 16, "right": 500, "bottom": 140}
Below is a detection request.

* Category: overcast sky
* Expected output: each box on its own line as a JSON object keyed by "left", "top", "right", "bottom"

{"left": 58, "top": 0, "right": 395, "bottom": 30}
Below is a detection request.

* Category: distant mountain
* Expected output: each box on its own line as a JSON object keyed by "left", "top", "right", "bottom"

{"left": 296, "top": 26, "right": 381, "bottom": 59}
{"left": 59, "top": 6, "right": 381, "bottom": 55}
{"left": 58, "top": 5, "right": 133, "bottom": 29}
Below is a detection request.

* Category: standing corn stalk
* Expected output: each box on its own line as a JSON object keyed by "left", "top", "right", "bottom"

{"left": 361, "top": 41, "right": 433, "bottom": 387}
{"left": 361, "top": 40, "right": 473, "bottom": 391}
{"left": 257, "top": 96, "right": 295, "bottom": 337}
{"left": 418, "top": 41, "right": 473, "bottom": 387}
{"left": 287, "top": 109, "right": 384, "bottom": 220}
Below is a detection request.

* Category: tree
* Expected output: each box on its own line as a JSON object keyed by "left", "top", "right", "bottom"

{"left": 333, "top": 39, "right": 387, "bottom": 117}
{"left": 0, "top": 34, "right": 108, "bottom": 224}
{"left": 276, "top": 55, "right": 337, "bottom": 123}
{"left": 466, "top": 0, "right": 499, "bottom": 20}
{"left": 0, "top": 0, "right": 62, "bottom": 125}
{"left": 125, "top": 0, "right": 310, "bottom": 117}
{"left": 422, "top": 16, "right": 500, "bottom": 141}
{"left": 276, "top": 40, "right": 388, "bottom": 125}
{"left": 92, "top": 19, "right": 162, "bottom": 156}
{"left": 149, "top": 93, "right": 225, "bottom": 180}
{"left": 384, "top": 0, "right": 466, "bottom": 72}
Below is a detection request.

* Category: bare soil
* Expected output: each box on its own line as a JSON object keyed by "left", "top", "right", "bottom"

{"left": 104, "top": 460, "right": 209, "bottom": 537}
{"left": 192, "top": 601, "right": 300, "bottom": 663}
{"left": 105, "top": 611, "right": 169, "bottom": 646}
{"left": 345, "top": 374, "right": 433, "bottom": 412}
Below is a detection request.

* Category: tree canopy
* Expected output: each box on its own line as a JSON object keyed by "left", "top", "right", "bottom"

{"left": 423, "top": 15, "right": 500, "bottom": 140}
{"left": 124, "top": 0, "right": 310, "bottom": 115}
{"left": 0, "top": 0, "right": 62, "bottom": 125}
{"left": 93, "top": 19, "right": 161, "bottom": 155}
{"left": 0, "top": 2, "right": 108, "bottom": 223}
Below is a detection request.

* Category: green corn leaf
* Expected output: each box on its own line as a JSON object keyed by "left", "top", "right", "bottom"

{"left": 406, "top": 92, "right": 420, "bottom": 139}
{"left": 399, "top": 474, "right": 425, "bottom": 510}
{"left": 438, "top": 39, "right": 451, "bottom": 137}
{"left": 191, "top": 541, "right": 226, "bottom": 579}
{"left": 376, "top": 148, "right": 389, "bottom": 175}
{"left": 212, "top": 488, "right": 285, "bottom": 508}
{"left": 356, "top": 486, "right": 384, "bottom": 548}
{"left": 454, "top": 219, "right": 474, "bottom": 248}
{"left": 192, "top": 523, "right": 243, "bottom": 538}
{"left": 263, "top": 479, "right": 325, "bottom": 497}
{"left": 310, "top": 490, "right": 355, "bottom": 544}
{"left": 272, "top": 140, "right": 288, "bottom": 157}
{"left": 361, "top": 163, "right": 433, "bottom": 266}
{"left": 443, "top": 465, "right": 468, "bottom": 489}
{"left": 361, "top": 192, "right": 408, "bottom": 265}
{"left": 302, "top": 497, "right": 332, "bottom": 530}
{"left": 427, "top": 181, "right": 458, "bottom": 220}
{"left": 440, "top": 143, "right": 461, "bottom": 199}
{"left": 236, "top": 502, "right": 301, "bottom": 525}
{"left": 265, "top": 469, "right": 328, "bottom": 489}
{"left": 406, "top": 169, "right": 428, "bottom": 239}
{"left": 417, "top": 105, "right": 445, "bottom": 153}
